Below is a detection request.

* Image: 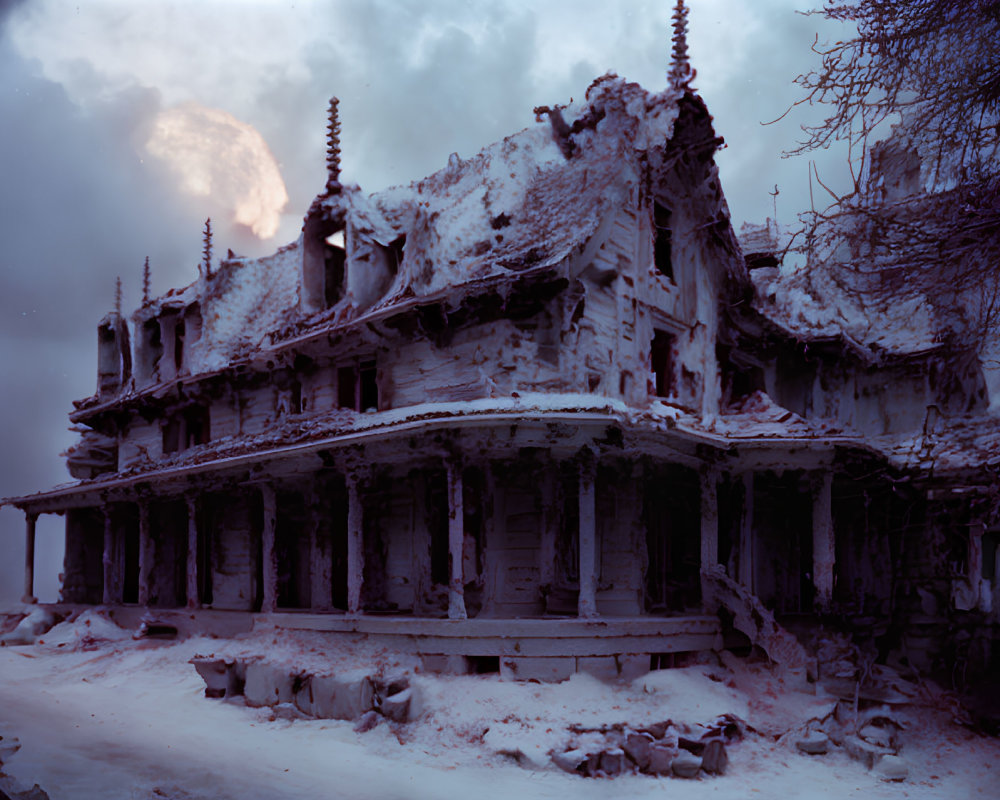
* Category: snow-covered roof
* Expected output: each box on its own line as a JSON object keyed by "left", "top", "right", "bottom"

{"left": 133, "top": 76, "right": 685, "bottom": 373}
{"left": 751, "top": 263, "right": 941, "bottom": 359}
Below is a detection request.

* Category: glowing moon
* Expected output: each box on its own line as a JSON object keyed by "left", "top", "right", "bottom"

{"left": 146, "top": 103, "right": 289, "bottom": 239}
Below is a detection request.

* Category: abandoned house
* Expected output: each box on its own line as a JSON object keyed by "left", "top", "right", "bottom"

{"left": 5, "top": 19, "right": 999, "bottom": 685}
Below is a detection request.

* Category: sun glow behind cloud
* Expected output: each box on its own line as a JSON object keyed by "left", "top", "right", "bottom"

{"left": 145, "top": 103, "right": 288, "bottom": 239}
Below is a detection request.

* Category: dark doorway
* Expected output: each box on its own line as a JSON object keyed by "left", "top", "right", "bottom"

{"left": 644, "top": 464, "right": 701, "bottom": 612}
{"left": 753, "top": 471, "right": 814, "bottom": 615}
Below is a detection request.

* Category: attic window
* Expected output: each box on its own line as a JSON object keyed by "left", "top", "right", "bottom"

{"left": 325, "top": 230, "right": 346, "bottom": 308}
{"left": 651, "top": 329, "right": 676, "bottom": 398}
{"left": 653, "top": 202, "right": 674, "bottom": 281}
{"left": 383, "top": 235, "right": 406, "bottom": 276}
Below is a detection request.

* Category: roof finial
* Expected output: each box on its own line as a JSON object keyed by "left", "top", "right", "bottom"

{"left": 202, "top": 218, "right": 213, "bottom": 277}
{"left": 142, "top": 256, "right": 151, "bottom": 306}
{"left": 114, "top": 276, "right": 122, "bottom": 317}
{"left": 326, "top": 96, "right": 342, "bottom": 191}
{"left": 668, "top": 0, "right": 694, "bottom": 91}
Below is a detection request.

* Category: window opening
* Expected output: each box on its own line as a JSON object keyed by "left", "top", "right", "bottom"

{"left": 651, "top": 329, "right": 676, "bottom": 398}
{"left": 653, "top": 202, "right": 674, "bottom": 281}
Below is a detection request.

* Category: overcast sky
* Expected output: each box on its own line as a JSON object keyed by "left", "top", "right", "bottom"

{"left": 0, "top": 0, "right": 851, "bottom": 604}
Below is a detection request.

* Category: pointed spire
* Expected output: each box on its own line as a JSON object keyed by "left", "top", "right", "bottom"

{"left": 142, "top": 256, "right": 151, "bottom": 306}
{"left": 202, "top": 218, "right": 213, "bottom": 277}
{"left": 114, "top": 276, "right": 122, "bottom": 317}
{"left": 668, "top": 0, "right": 694, "bottom": 91}
{"left": 326, "top": 96, "right": 342, "bottom": 190}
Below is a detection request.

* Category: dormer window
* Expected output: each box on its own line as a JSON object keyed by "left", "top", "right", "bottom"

{"left": 653, "top": 202, "right": 674, "bottom": 281}
{"left": 162, "top": 404, "right": 211, "bottom": 454}
{"left": 383, "top": 234, "right": 406, "bottom": 276}
{"left": 324, "top": 230, "right": 346, "bottom": 307}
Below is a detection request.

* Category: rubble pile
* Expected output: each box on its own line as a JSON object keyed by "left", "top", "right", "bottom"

{"left": 190, "top": 655, "right": 418, "bottom": 725}
{"left": 548, "top": 714, "right": 742, "bottom": 779}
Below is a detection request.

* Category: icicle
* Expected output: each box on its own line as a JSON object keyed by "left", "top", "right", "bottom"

{"left": 668, "top": 0, "right": 695, "bottom": 91}
{"left": 326, "top": 96, "right": 342, "bottom": 190}
{"left": 114, "top": 276, "right": 122, "bottom": 317}
{"left": 202, "top": 218, "right": 213, "bottom": 277}
{"left": 142, "top": 256, "right": 151, "bottom": 306}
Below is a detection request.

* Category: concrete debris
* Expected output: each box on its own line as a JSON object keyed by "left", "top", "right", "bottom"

{"left": 671, "top": 749, "right": 702, "bottom": 778}
{"left": 700, "top": 739, "right": 728, "bottom": 774}
{"left": 701, "top": 567, "right": 816, "bottom": 674}
{"left": 0, "top": 610, "right": 58, "bottom": 647}
{"left": 842, "top": 734, "right": 895, "bottom": 769}
{"left": 352, "top": 710, "right": 381, "bottom": 733}
{"left": 873, "top": 754, "right": 909, "bottom": 782}
{"left": 795, "top": 730, "right": 830, "bottom": 755}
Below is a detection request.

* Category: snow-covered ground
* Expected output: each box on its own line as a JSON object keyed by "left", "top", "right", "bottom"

{"left": 0, "top": 610, "right": 996, "bottom": 800}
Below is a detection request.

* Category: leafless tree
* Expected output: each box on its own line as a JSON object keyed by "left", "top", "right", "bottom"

{"left": 786, "top": 1, "right": 1000, "bottom": 348}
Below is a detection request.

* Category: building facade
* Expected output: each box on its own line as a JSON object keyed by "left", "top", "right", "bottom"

{"left": 6, "top": 66, "right": 998, "bottom": 683}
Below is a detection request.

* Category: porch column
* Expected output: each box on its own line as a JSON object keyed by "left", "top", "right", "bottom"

{"left": 185, "top": 494, "right": 199, "bottom": 609}
{"left": 260, "top": 484, "right": 277, "bottom": 613}
{"left": 446, "top": 459, "right": 467, "bottom": 619}
{"left": 700, "top": 470, "right": 719, "bottom": 570}
{"left": 812, "top": 472, "right": 835, "bottom": 609}
{"left": 137, "top": 500, "right": 152, "bottom": 606}
{"left": 738, "top": 472, "right": 754, "bottom": 589}
{"left": 346, "top": 473, "right": 364, "bottom": 614}
{"left": 22, "top": 511, "right": 37, "bottom": 604}
{"left": 578, "top": 454, "right": 598, "bottom": 618}
{"left": 102, "top": 506, "right": 115, "bottom": 604}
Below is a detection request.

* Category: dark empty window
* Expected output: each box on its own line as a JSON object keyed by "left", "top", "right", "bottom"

{"left": 337, "top": 365, "right": 357, "bottom": 409}
{"left": 360, "top": 361, "right": 378, "bottom": 411}
{"left": 162, "top": 418, "right": 182, "bottom": 454}
{"left": 185, "top": 405, "right": 211, "bottom": 448}
{"left": 653, "top": 202, "right": 673, "bottom": 281}
{"left": 651, "top": 329, "right": 676, "bottom": 398}
{"left": 337, "top": 361, "right": 378, "bottom": 412}
{"left": 387, "top": 235, "right": 406, "bottom": 275}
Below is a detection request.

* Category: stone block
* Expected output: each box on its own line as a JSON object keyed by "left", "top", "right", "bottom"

{"left": 552, "top": 748, "right": 587, "bottom": 775}
{"left": 244, "top": 661, "right": 296, "bottom": 707}
{"left": 874, "top": 755, "right": 908, "bottom": 782}
{"left": 646, "top": 741, "right": 678, "bottom": 775}
{"left": 381, "top": 687, "right": 412, "bottom": 722}
{"left": 701, "top": 739, "right": 728, "bottom": 775}
{"left": 420, "top": 654, "right": 469, "bottom": 675}
{"left": 795, "top": 730, "right": 830, "bottom": 755}
{"left": 190, "top": 657, "right": 230, "bottom": 698}
{"left": 499, "top": 656, "right": 574, "bottom": 682}
{"left": 623, "top": 731, "right": 653, "bottom": 770}
{"left": 576, "top": 656, "right": 619, "bottom": 681}
{"left": 671, "top": 749, "right": 702, "bottom": 778}
{"left": 308, "top": 670, "right": 375, "bottom": 720}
